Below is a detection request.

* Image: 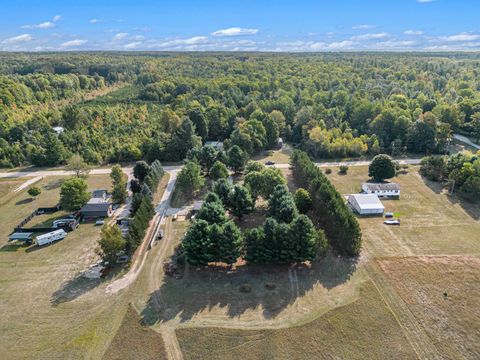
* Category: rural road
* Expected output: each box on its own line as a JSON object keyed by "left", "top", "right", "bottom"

{"left": 453, "top": 134, "right": 480, "bottom": 150}
{"left": 0, "top": 160, "right": 422, "bottom": 180}
{"left": 106, "top": 169, "right": 179, "bottom": 294}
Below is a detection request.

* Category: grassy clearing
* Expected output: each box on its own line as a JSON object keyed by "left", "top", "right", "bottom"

{"left": 0, "top": 179, "right": 22, "bottom": 202}
{"left": 139, "top": 218, "right": 366, "bottom": 330}
{"left": 102, "top": 305, "right": 167, "bottom": 360}
{"left": 176, "top": 280, "right": 416, "bottom": 360}
{"left": 327, "top": 166, "right": 480, "bottom": 256}
{"left": 378, "top": 256, "right": 480, "bottom": 360}
{"left": 0, "top": 174, "right": 134, "bottom": 359}
{"left": 252, "top": 145, "right": 292, "bottom": 164}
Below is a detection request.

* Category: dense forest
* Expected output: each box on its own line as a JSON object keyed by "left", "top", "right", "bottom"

{"left": 1, "top": 52, "right": 480, "bottom": 168}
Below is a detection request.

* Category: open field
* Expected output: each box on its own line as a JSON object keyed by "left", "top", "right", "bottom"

{"left": 0, "top": 174, "right": 134, "bottom": 359}
{"left": 252, "top": 145, "right": 293, "bottom": 165}
{"left": 378, "top": 256, "right": 480, "bottom": 359}
{"left": 176, "top": 280, "right": 416, "bottom": 360}
{"left": 103, "top": 305, "right": 168, "bottom": 360}
{"left": 326, "top": 166, "right": 480, "bottom": 256}
{"left": 0, "top": 179, "right": 22, "bottom": 202}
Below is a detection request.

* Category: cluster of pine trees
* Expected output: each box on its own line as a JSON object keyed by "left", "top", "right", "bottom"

{"left": 182, "top": 168, "right": 327, "bottom": 266}
{"left": 291, "top": 151, "right": 362, "bottom": 256}
{"left": 125, "top": 160, "right": 164, "bottom": 253}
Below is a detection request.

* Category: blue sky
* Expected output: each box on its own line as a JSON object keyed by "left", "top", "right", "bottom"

{"left": 1, "top": 0, "right": 479, "bottom": 51}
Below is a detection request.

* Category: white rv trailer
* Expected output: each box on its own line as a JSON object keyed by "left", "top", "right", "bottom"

{"left": 36, "top": 229, "right": 67, "bottom": 246}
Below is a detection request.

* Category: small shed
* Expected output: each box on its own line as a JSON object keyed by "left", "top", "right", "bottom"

{"left": 348, "top": 194, "right": 384, "bottom": 215}
{"left": 9, "top": 232, "right": 34, "bottom": 243}
{"left": 362, "top": 183, "right": 400, "bottom": 198}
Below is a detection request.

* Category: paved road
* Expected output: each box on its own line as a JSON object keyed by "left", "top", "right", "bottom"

{"left": 453, "top": 134, "right": 480, "bottom": 150}
{"left": 0, "top": 160, "right": 422, "bottom": 180}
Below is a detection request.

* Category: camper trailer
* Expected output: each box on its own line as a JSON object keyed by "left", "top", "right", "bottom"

{"left": 36, "top": 229, "right": 67, "bottom": 246}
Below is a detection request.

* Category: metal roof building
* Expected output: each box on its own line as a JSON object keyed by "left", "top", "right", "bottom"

{"left": 348, "top": 194, "right": 385, "bottom": 215}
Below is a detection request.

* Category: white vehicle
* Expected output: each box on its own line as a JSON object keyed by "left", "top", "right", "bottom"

{"left": 36, "top": 229, "right": 67, "bottom": 246}
{"left": 384, "top": 219, "right": 401, "bottom": 226}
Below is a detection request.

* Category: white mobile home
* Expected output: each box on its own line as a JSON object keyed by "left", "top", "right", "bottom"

{"left": 362, "top": 183, "right": 400, "bottom": 198}
{"left": 36, "top": 229, "right": 67, "bottom": 246}
{"left": 348, "top": 194, "right": 384, "bottom": 215}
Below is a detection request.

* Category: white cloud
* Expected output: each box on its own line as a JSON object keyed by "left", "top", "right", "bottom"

{"left": 113, "top": 32, "right": 129, "bottom": 40}
{"left": 441, "top": 33, "right": 480, "bottom": 42}
{"left": 124, "top": 42, "right": 142, "bottom": 49}
{"left": 351, "top": 32, "right": 389, "bottom": 40}
{"left": 89, "top": 19, "right": 101, "bottom": 24}
{"left": 22, "top": 21, "right": 55, "bottom": 29}
{"left": 53, "top": 15, "right": 62, "bottom": 22}
{"left": 326, "top": 40, "right": 356, "bottom": 50}
{"left": 404, "top": 30, "right": 423, "bottom": 35}
{"left": 2, "top": 34, "right": 34, "bottom": 44}
{"left": 418, "top": 0, "right": 435, "bottom": 3}
{"left": 211, "top": 27, "right": 259, "bottom": 37}
{"left": 61, "top": 39, "right": 88, "bottom": 47}
{"left": 374, "top": 40, "right": 417, "bottom": 48}
{"left": 352, "top": 24, "right": 375, "bottom": 30}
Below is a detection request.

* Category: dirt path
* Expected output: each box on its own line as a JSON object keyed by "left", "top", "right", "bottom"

{"left": 365, "top": 260, "right": 442, "bottom": 360}
{"left": 106, "top": 170, "right": 178, "bottom": 295}
{"left": 160, "top": 326, "right": 184, "bottom": 360}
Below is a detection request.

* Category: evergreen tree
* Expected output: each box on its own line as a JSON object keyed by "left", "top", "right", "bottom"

{"left": 209, "top": 160, "right": 229, "bottom": 180}
{"left": 197, "top": 201, "right": 228, "bottom": 224}
{"left": 133, "top": 161, "right": 150, "bottom": 182}
{"left": 228, "top": 184, "right": 254, "bottom": 219}
{"left": 182, "top": 220, "right": 214, "bottom": 266}
{"left": 212, "top": 178, "right": 232, "bottom": 206}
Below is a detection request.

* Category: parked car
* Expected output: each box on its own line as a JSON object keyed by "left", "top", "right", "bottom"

{"left": 117, "top": 255, "right": 129, "bottom": 263}
{"left": 385, "top": 212, "right": 394, "bottom": 218}
{"left": 384, "top": 219, "right": 400, "bottom": 226}
{"left": 265, "top": 161, "right": 275, "bottom": 166}
{"left": 157, "top": 229, "right": 164, "bottom": 240}
{"left": 95, "top": 219, "right": 105, "bottom": 226}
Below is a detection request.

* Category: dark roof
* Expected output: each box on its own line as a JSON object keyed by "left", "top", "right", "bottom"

{"left": 9, "top": 232, "right": 34, "bottom": 240}
{"left": 363, "top": 183, "right": 400, "bottom": 191}
{"left": 92, "top": 189, "right": 108, "bottom": 198}
{"left": 81, "top": 203, "right": 112, "bottom": 213}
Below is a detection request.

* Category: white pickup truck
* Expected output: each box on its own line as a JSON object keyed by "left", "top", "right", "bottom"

{"left": 36, "top": 229, "right": 67, "bottom": 246}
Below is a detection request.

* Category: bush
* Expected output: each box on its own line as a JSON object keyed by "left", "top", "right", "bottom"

{"left": 294, "top": 188, "right": 312, "bottom": 213}
{"left": 27, "top": 186, "right": 41, "bottom": 198}
{"left": 339, "top": 165, "right": 349, "bottom": 175}
{"left": 325, "top": 168, "right": 332, "bottom": 174}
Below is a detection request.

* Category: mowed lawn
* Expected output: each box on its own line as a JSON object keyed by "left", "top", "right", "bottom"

{"left": 0, "top": 175, "right": 130, "bottom": 359}
{"left": 378, "top": 256, "right": 480, "bottom": 360}
{"left": 176, "top": 280, "right": 416, "bottom": 360}
{"left": 327, "top": 166, "right": 480, "bottom": 256}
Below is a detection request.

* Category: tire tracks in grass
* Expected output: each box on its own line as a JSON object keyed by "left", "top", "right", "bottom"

{"left": 365, "top": 260, "right": 443, "bottom": 360}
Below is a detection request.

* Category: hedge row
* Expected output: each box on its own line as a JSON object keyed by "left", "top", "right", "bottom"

{"left": 290, "top": 151, "right": 362, "bottom": 256}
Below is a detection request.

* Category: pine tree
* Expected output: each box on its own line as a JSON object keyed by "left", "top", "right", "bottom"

{"left": 228, "top": 184, "right": 254, "bottom": 219}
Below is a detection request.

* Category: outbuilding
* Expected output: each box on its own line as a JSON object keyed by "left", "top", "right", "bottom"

{"left": 362, "top": 182, "right": 401, "bottom": 198}
{"left": 80, "top": 200, "right": 112, "bottom": 219}
{"left": 348, "top": 194, "right": 385, "bottom": 215}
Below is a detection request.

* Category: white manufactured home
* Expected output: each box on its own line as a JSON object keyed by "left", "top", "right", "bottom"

{"left": 362, "top": 182, "right": 400, "bottom": 198}
{"left": 348, "top": 194, "right": 385, "bottom": 215}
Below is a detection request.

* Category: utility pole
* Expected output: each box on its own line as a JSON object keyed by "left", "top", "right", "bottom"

{"left": 450, "top": 179, "right": 455, "bottom": 195}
